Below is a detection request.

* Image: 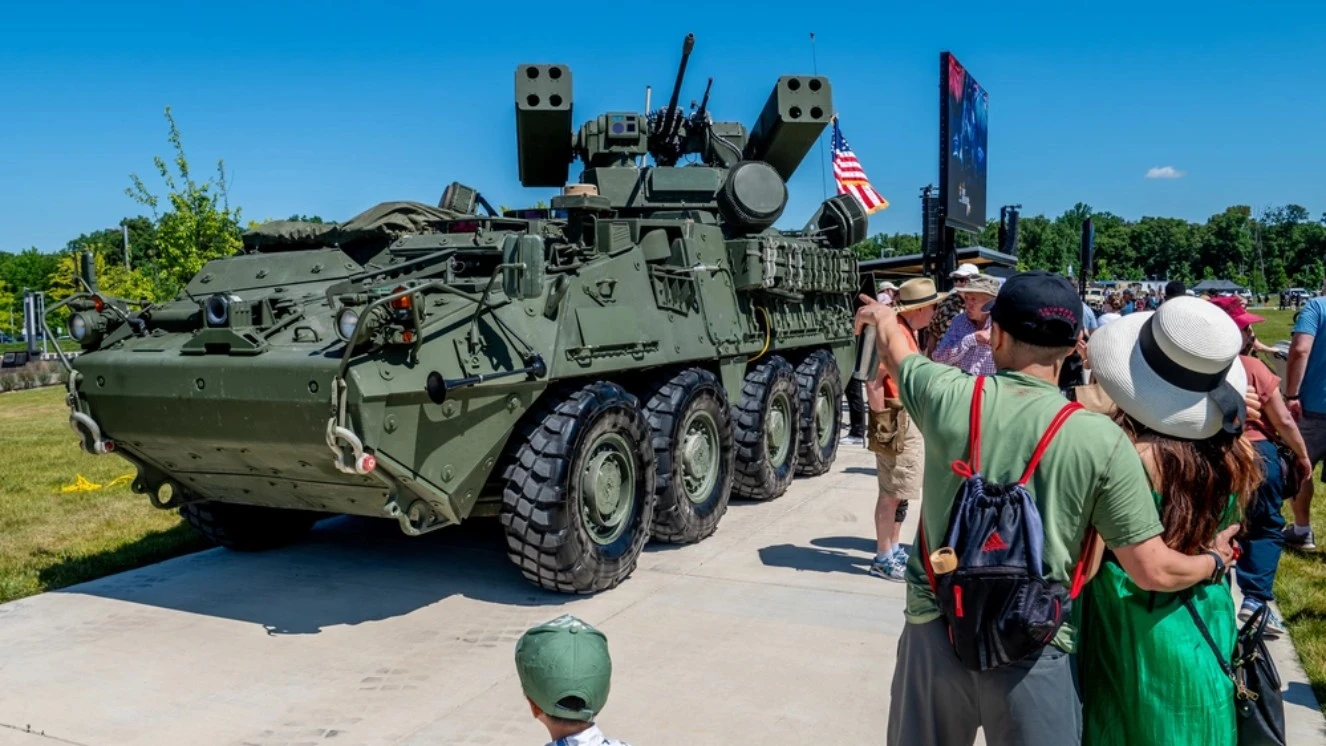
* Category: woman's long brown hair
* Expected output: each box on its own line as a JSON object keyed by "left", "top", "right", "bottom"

{"left": 1112, "top": 412, "right": 1263, "bottom": 555}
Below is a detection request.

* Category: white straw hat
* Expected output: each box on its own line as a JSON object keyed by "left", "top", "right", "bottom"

{"left": 1087, "top": 296, "right": 1247, "bottom": 440}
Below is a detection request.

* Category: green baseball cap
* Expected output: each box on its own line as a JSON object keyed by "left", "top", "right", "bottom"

{"left": 514, "top": 614, "right": 612, "bottom": 722}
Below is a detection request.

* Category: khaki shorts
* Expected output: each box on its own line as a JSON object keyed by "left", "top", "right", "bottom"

{"left": 876, "top": 420, "right": 925, "bottom": 501}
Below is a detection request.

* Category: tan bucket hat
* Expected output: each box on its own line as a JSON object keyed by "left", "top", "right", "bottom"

{"left": 955, "top": 274, "right": 1001, "bottom": 298}
{"left": 893, "top": 277, "right": 948, "bottom": 312}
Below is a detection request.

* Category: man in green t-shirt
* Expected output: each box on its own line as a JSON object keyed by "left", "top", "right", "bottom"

{"left": 854, "top": 270, "right": 1241, "bottom": 746}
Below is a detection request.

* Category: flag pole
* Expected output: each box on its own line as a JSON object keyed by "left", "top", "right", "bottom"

{"left": 811, "top": 31, "right": 828, "bottom": 201}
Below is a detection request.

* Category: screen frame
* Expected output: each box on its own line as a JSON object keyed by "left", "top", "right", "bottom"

{"left": 939, "top": 51, "right": 989, "bottom": 234}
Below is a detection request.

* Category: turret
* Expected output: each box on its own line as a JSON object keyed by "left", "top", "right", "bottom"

{"left": 512, "top": 33, "right": 838, "bottom": 231}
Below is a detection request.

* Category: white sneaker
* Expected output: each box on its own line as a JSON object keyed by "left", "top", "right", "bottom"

{"left": 840, "top": 434, "right": 864, "bottom": 446}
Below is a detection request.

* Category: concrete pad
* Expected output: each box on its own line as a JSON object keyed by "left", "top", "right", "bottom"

{"left": 0, "top": 443, "right": 1321, "bottom": 746}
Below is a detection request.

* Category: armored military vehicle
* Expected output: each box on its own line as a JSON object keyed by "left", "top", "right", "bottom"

{"left": 48, "top": 34, "right": 868, "bottom": 593}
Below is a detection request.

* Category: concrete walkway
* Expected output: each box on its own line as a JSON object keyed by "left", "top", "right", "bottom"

{"left": 0, "top": 445, "right": 1322, "bottom": 746}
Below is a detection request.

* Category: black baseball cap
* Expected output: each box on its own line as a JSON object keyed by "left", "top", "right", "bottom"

{"left": 1165, "top": 280, "right": 1186, "bottom": 299}
{"left": 982, "top": 270, "right": 1082, "bottom": 347}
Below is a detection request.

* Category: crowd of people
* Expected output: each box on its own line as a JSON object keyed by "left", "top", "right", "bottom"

{"left": 848, "top": 267, "right": 1325, "bottom": 745}
{"left": 502, "top": 268, "right": 1326, "bottom": 746}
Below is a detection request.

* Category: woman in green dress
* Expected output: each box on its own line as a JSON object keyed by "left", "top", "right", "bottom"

{"left": 1079, "top": 297, "right": 1264, "bottom": 746}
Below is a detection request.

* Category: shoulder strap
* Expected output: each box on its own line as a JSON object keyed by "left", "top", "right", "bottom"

{"left": 1017, "top": 402, "right": 1084, "bottom": 485}
{"left": 951, "top": 376, "right": 986, "bottom": 478}
{"left": 1068, "top": 527, "right": 1098, "bottom": 599}
{"left": 1182, "top": 593, "right": 1237, "bottom": 683}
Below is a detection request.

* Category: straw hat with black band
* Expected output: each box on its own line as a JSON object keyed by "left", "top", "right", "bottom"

{"left": 1087, "top": 296, "right": 1247, "bottom": 440}
{"left": 893, "top": 277, "right": 948, "bottom": 313}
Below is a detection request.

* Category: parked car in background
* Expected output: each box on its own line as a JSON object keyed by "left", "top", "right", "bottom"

{"left": 1084, "top": 287, "right": 1106, "bottom": 311}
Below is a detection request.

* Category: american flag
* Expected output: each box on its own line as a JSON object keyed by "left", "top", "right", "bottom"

{"left": 832, "top": 117, "right": 889, "bottom": 214}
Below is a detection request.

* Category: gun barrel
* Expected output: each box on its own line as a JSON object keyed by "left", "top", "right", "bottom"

{"left": 661, "top": 33, "right": 696, "bottom": 138}
{"left": 695, "top": 77, "right": 713, "bottom": 121}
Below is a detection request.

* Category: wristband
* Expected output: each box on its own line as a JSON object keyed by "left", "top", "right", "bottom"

{"left": 1286, "top": 394, "right": 1300, "bottom": 402}
{"left": 1204, "top": 550, "right": 1226, "bottom": 582}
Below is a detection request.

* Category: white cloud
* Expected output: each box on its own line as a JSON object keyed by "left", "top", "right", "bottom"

{"left": 1145, "top": 166, "right": 1184, "bottom": 179}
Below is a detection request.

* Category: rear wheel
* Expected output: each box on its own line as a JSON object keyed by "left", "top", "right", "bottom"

{"left": 794, "top": 349, "right": 843, "bottom": 476}
{"left": 179, "top": 501, "right": 320, "bottom": 551}
{"left": 643, "top": 368, "right": 734, "bottom": 544}
{"left": 499, "top": 381, "right": 656, "bottom": 593}
{"left": 731, "top": 355, "right": 802, "bottom": 500}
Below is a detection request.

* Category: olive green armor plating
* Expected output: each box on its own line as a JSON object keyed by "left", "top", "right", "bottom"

{"left": 49, "top": 34, "right": 869, "bottom": 593}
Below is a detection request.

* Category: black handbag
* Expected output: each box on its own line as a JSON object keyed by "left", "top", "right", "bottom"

{"left": 1183, "top": 593, "right": 1287, "bottom": 746}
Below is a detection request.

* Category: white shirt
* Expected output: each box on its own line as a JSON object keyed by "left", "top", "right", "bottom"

{"left": 1097, "top": 312, "right": 1122, "bottom": 326}
{"left": 547, "top": 725, "right": 631, "bottom": 746}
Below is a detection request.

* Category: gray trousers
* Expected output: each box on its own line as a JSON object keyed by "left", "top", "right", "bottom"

{"left": 887, "top": 620, "right": 1081, "bottom": 746}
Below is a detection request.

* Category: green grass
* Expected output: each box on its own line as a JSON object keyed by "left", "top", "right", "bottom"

{"left": 0, "top": 387, "right": 206, "bottom": 603}
{"left": 1253, "top": 308, "right": 1326, "bottom": 714}
{"left": 1, "top": 340, "right": 79, "bottom": 354}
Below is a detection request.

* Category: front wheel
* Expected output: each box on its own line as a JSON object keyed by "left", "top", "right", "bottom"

{"left": 499, "top": 381, "right": 656, "bottom": 594}
{"left": 179, "top": 501, "right": 320, "bottom": 551}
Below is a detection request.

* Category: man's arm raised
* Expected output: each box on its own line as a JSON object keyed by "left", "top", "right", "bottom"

{"left": 854, "top": 294, "right": 918, "bottom": 384}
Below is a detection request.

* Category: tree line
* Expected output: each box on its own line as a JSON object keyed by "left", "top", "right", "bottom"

{"left": 853, "top": 202, "right": 1326, "bottom": 292}
{"left": 3, "top": 107, "right": 1323, "bottom": 338}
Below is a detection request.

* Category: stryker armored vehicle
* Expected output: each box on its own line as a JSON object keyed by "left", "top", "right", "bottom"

{"left": 47, "top": 34, "right": 868, "bottom": 593}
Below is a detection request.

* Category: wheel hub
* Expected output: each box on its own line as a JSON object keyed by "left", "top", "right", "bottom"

{"left": 580, "top": 433, "right": 635, "bottom": 545}
{"left": 767, "top": 393, "right": 791, "bottom": 466}
{"left": 815, "top": 384, "right": 834, "bottom": 447}
{"left": 586, "top": 452, "right": 623, "bottom": 515}
{"left": 680, "top": 411, "right": 719, "bottom": 503}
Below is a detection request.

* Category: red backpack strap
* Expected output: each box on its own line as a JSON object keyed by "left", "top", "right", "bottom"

{"left": 952, "top": 376, "right": 986, "bottom": 479}
{"left": 1069, "top": 526, "right": 1099, "bottom": 599}
{"left": 1016, "top": 401, "right": 1084, "bottom": 485}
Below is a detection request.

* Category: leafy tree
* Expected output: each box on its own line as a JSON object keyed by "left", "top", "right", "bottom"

{"left": 0, "top": 248, "right": 61, "bottom": 294}
{"left": 0, "top": 280, "right": 17, "bottom": 338}
{"left": 47, "top": 252, "right": 158, "bottom": 318}
{"left": 125, "top": 106, "right": 243, "bottom": 298}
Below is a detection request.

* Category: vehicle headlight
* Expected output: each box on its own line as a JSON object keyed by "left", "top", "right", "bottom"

{"left": 336, "top": 308, "right": 360, "bottom": 341}
{"left": 70, "top": 313, "right": 87, "bottom": 341}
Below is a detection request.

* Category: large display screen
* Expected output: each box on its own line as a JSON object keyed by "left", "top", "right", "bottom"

{"left": 940, "top": 52, "right": 989, "bottom": 233}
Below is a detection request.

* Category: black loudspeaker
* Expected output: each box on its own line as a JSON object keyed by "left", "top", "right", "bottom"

{"left": 1080, "top": 218, "right": 1094, "bottom": 294}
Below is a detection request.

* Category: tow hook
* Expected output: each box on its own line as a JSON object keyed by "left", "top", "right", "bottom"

{"left": 70, "top": 412, "right": 115, "bottom": 455}
{"left": 325, "top": 418, "right": 377, "bottom": 475}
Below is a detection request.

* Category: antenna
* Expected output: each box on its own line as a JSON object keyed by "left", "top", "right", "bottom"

{"left": 642, "top": 85, "right": 652, "bottom": 166}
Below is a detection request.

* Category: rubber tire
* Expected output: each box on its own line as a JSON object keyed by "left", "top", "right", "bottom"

{"left": 499, "top": 381, "right": 656, "bottom": 594}
{"left": 643, "top": 368, "right": 735, "bottom": 544}
{"left": 731, "top": 355, "right": 802, "bottom": 500}
{"left": 179, "top": 501, "right": 320, "bottom": 551}
{"left": 794, "top": 349, "right": 844, "bottom": 476}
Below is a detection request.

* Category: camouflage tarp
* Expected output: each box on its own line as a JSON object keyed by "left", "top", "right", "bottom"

{"left": 241, "top": 220, "right": 337, "bottom": 252}
{"left": 242, "top": 202, "right": 464, "bottom": 253}
{"left": 330, "top": 202, "right": 462, "bottom": 246}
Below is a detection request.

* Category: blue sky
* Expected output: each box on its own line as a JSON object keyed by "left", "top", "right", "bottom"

{"left": 2, "top": 1, "right": 1324, "bottom": 254}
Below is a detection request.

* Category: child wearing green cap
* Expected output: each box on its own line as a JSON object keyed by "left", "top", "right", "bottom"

{"left": 514, "top": 614, "right": 631, "bottom": 746}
